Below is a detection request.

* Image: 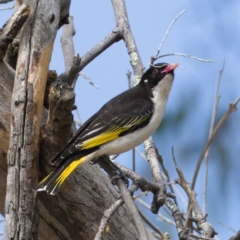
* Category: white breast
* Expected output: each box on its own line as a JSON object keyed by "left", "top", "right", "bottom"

{"left": 98, "top": 73, "right": 174, "bottom": 155}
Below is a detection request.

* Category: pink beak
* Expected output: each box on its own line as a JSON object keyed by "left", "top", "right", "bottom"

{"left": 161, "top": 62, "right": 179, "bottom": 73}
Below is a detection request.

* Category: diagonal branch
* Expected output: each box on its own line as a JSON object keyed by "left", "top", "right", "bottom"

{"left": 0, "top": 3, "right": 30, "bottom": 60}
{"left": 154, "top": 10, "right": 186, "bottom": 61}
{"left": 79, "top": 28, "right": 122, "bottom": 71}
{"left": 94, "top": 198, "right": 124, "bottom": 240}
{"left": 176, "top": 167, "right": 216, "bottom": 238}
{"left": 203, "top": 58, "right": 225, "bottom": 215}
{"left": 191, "top": 96, "right": 240, "bottom": 190}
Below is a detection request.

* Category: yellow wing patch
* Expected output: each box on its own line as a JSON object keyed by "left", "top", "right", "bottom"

{"left": 80, "top": 115, "right": 149, "bottom": 150}
{"left": 81, "top": 127, "right": 126, "bottom": 149}
{"left": 56, "top": 156, "right": 86, "bottom": 187}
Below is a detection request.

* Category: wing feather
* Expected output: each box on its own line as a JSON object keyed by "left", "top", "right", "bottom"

{"left": 51, "top": 85, "right": 153, "bottom": 165}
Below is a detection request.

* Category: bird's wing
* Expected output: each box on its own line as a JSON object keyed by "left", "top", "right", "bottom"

{"left": 51, "top": 87, "right": 153, "bottom": 164}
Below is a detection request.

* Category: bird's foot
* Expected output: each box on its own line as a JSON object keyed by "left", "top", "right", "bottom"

{"left": 111, "top": 174, "right": 129, "bottom": 188}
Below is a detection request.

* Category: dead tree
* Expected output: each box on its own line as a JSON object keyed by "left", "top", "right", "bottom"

{"left": 0, "top": 1, "right": 239, "bottom": 240}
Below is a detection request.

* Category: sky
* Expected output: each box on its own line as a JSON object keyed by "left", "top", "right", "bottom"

{"left": 1, "top": 1, "right": 240, "bottom": 239}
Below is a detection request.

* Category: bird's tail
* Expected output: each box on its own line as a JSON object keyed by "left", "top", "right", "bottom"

{"left": 36, "top": 156, "right": 86, "bottom": 195}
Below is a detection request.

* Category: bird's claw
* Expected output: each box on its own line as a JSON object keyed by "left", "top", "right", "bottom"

{"left": 111, "top": 174, "right": 129, "bottom": 188}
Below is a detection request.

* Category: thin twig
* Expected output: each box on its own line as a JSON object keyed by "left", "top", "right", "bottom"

{"left": 0, "top": 4, "right": 30, "bottom": 60}
{"left": 175, "top": 167, "right": 216, "bottom": 237}
{"left": 156, "top": 53, "right": 213, "bottom": 63}
{"left": 170, "top": 148, "right": 188, "bottom": 207}
{"left": 126, "top": 70, "right": 136, "bottom": 171}
{"left": 0, "top": 4, "right": 13, "bottom": 10}
{"left": 155, "top": 148, "right": 178, "bottom": 206}
{"left": 203, "top": 58, "right": 225, "bottom": 215}
{"left": 218, "top": 221, "right": 237, "bottom": 233}
{"left": 79, "top": 72, "right": 99, "bottom": 89}
{"left": 165, "top": 198, "right": 194, "bottom": 239}
{"left": 135, "top": 148, "right": 148, "bottom": 161}
{"left": 154, "top": 10, "right": 186, "bottom": 61}
{"left": 191, "top": 96, "right": 240, "bottom": 190}
{"left": 75, "top": 107, "right": 83, "bottom": 127}
{"left": 136, "top": 198, "right": 175, "bottom": 226}
{"left": 94, "top": 198, "right": 124, "bottom": 240}
{"left": 126, "top": 70, "right": 132, "bottom": 89}
{"left": 171, "top": 147, "right": 178, "bottom": 166}
{"left": 144, "top": 137, "right": 166, "bottom": 213}
{"left": 138, "top": 209, "right": 164, "bottom": 239}
{"left": 116, "top": 179, "right": 150, "bottom": 240}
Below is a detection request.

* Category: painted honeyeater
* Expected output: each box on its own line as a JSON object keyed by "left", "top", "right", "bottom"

{"left": 36, "top": 62, "right": 179, "bottom": 195}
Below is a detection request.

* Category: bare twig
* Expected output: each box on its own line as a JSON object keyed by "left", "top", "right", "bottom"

{"left": 79, "top": 28, "right": 122, "bottom": 72}
{"left": 115, "top": 163, "right": 159, "bottom": 194}
{"left": 61, "top": 15, "right": 75, "bottom": 73}
{"left": 79, "top": 72, "right": 99, "bottom": 89}
{"left": 191, "top": 96, "right": 240, "bottom": 190}
{"left": 94, "top": 198, "right": 124, "bottom": 240}
{"left": 75, "top": 108, "right": 83, "bottom": 126}
{"left": 154, "top": 10, "right": 186, "bottom": 62}
{"left": 175, "top": 167, "right": 216, "bottom": 238}
{"left": 155, "top": 148, "right": 178, "bottom": 206}
{"left": 0, "top": 4, "right": 30, "bottom": 60}
{"left": 126, "top": 70, "right": 132, "bottom": 89}
{"left": 203, "top": 58, "right": 225, "bottom": 215}
{"left": 218, "top": 221, "right": 237, "bottom": 234}
{"left": 165, "top": 198, "right": 194, "bottom": 239}
{"left": 170, "top": 148, "right": 188, "bottom": 207}
{"left": 111, "top": 0, "right": 144, "bottom": 84}
{"left": 156, "top": 53, "right": 213, "bottom": 63}
{"left": 138, "top": 209, "right": 164, "bottom": 239}
{"left": 0, "top": 4, "right": 13, "bottom": 10}
{"left": 136, "top": 198, "right": 175, "bottom": 226}
{"left": 97, "top": 156, "right": 151, "bottom": 239}
{"left": 126, "top": 70, "right": 135, "bottom": 171}
{"left": 144, "top": 138, "right": 166, "bottom": 213}
{"left": 116, "top": 179, "right": 150, "bottom": 240}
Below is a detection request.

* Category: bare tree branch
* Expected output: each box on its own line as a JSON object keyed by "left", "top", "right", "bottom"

{"left": 136, "top": 198, "right": 175, "bottom": 226}
{"left": 156, "top": 53, "right": 213, "bottom": 63}
{"left": 111, "top": 0, "right": 144, "bottom": 84}
{"left": 144, "top": 138, "right": 166, "bottom": 213}
{"left": 153, "top": 10, "right": 186, "bottom": 63}
{"left": 0, "top": 4, "right": 30, "bottom": 60}
{"left": 61, "top": 15, "right": 75, "bottom": 73}
{"left": 0, "top": 4, "right": 13, "bottom": 10}
{"left": 175, "top": 167, "right": 216, "bottom": 238}
{"left": 79, "top": 72, "right": 99, "bottom": 89}
{"left": 191, "top": 96, "right": 240, "bottom": 190}
{"left": 94, "top": 198, "right": 124, "bottom": 240}
{"left": 138, "top": 209, "right": 164, "bottom": 239}
{"left": 116, "top": 179, "right": 150, "bottom": 240}
{"left": 96, "top": 156, "right": 153, "bottom": 239}
{"left": 203, "top": 58, "right": 225, "bottom": 215}
{"left": 79, "top": 28, "right": 122, "bottom": 71}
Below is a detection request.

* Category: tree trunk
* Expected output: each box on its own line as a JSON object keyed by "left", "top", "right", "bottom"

{"left": 0, "top": 1, "right": 146, "bottom": 239}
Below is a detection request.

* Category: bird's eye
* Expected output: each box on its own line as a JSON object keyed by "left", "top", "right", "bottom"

{"left": 153, "top": 69, "right": 158, "bottom": 74}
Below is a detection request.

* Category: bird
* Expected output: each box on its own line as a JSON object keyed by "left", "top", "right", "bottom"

{"left": 36, "top": 62, "right": 179, "bottom": 195}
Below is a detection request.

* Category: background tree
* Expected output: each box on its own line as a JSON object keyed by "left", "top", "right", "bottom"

{"left": 0, "top": 1, "right": 239, "bottom": 240}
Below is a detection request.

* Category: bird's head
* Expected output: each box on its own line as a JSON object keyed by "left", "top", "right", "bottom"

{"left": 140, "top": 62, "right": 179, "bottom": 88}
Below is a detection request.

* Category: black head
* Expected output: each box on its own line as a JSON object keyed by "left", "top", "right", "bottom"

{"left": 140, "top": 62, "right": 179, "bottom": 88}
